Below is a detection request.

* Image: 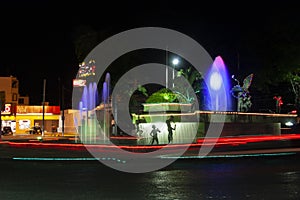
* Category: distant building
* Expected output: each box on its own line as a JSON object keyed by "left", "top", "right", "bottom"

{"left": 18, "top": 96, "right": 30, "bottom": 105}
{"left": 0, "top": 76, "right": 61, "bottom": 134}
{"left": 0, "top": 76, "right": 29, "bottom": 106}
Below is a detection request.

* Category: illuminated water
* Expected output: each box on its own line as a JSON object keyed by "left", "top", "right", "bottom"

{"left": 102, "top": 72, "right": 111, "bottom": 142}
{"left": 78, "top": 73, "right": 111, "bottom": 144}
{"left": 205, "top": 56, "right": 233, "bottom": 111}
{"left": 79, "top": 82, "right": 99, "bottom": 143}
{"left": 1, "top": 154, "right": 300, "bottom": 199}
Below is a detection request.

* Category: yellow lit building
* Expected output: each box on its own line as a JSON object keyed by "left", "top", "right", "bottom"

{"left": 1, "top": 76, "right": 60, "bottom": 134}
{"left": 2, "top": 105, "right": 60, "bottom": 134}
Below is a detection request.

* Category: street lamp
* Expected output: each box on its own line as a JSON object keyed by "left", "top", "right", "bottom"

{"left": 172, "top": 58, "right": 179, "bottom": 88}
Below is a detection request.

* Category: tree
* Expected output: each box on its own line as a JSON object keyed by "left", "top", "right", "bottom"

{"left": 174, "top": 66, "right": 207, "bottom": 109}
{"left": 71, "top": 25, "right": 113, "bottom": 63}
{"left": 286, "top": 70, "right": 300, "bottom": 111}
{"left": 249, "top": 18, "right": 300, "bottom": 111}
{"left": 146, "top": 88, "right": 178, "bottom": 103}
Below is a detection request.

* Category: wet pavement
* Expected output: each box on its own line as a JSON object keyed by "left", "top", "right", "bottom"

{"left": 1, "top": 152, "right": 300, "bottom": 199}
{"left": 1, "top": 133, "right": 300, "bottom": 199}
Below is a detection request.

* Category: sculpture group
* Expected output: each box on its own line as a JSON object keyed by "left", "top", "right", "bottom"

{"left": 231, "top": 74, "right": 254, "bottom": 112}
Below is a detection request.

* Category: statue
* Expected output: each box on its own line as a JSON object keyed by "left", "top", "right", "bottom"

{"left": 273, "top": 96, "right": 283, "bottom": 113}
{"left": 231, "top": 74, "right": 254, "bottom": 112}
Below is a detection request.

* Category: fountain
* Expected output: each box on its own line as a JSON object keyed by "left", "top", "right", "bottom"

{"left": 131, "top": 55, "right": 296, "bottom": 141}
{"left": 75, "top": 70, "right": 112, "bottom": 144}
{"left": 201, "top": 56, "right": 296, "bottom": 136}
{"left": 79, "top": 83, "right": 98, "bottom": 143}
{"left": 204, "top": 56, "right": 233, "bottom": 111}
{"left": 105, "top": 73, "right": 111, "bottom": 102}
{"left": 102, "top": 73, "right": 111, "bottom": 140}
{"left": 78, "top": 81, "right": 100, "bottom": 144}
{"left": 74, "top": 56, "right": 297, "bottom": 147}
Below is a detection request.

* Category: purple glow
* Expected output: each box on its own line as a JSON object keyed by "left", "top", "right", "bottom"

{"left": 204, "top": 56, "right": 232, "bottom": 111}
{"left": 88, "top": 83, "right": 95, "bottom": 110}
{"left": 105, "top": 73, "right": 110, "bottom": 94}
{"left": 93, "top": 82, "right": 99, "bottom": 106}
{"left": 79, "top": 101, "right": 83, "bottom": 118}
{"left": 102, "top": 82, "right": 108, "bottom": 104}
{"left": 102, "top": 73, "right": 110, "bottom": 104}
{"left": 80, "top": 82, "right": 99, "bottom": 110}
{"left": 81, "top": 85, "right": 88, "bottom": 109}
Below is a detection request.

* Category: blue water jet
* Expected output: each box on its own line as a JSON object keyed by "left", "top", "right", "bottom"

{"left": 102, "top": 82, "right": 108, "bottom": 104}
{"left": 204, "top": 56, "right": 232, "bottom": 111}
{"left": 78, "top": 81, "right": 100, "bottom": 143}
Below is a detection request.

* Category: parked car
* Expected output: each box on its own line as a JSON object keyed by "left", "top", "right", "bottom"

{"left": 26, "top": 126, "right": 42, "bottom": 134}
{"left": 1, "top": 126, "right": 13, "bottom": 135}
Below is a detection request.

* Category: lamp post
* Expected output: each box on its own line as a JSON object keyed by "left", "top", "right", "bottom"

{"left": 42, "top": 79, "right": 46, "bottom": 137}
{"left": 0, "top": 99, "right": 2, "bottom": 135}
{"left": 172, "top": 58, "right": 179, "bottom": 88}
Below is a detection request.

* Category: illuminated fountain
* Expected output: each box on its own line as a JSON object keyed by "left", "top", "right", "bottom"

{"left": 78, "top": 81, "right": 100, "bottom": 144}
{"left": 73, "top": 56, "right": 297, "bottom": 146}
{"left": 76, "top": 71, "right": 112, "bottom": 144}
{"left": 204, "top": 56, "right": 233, "bottom": 111}
{"left": 132, "top": 57, "right": 234, "bottom": 144}
{"left": 102, "top": 72, "right": 111, "bottom": 140}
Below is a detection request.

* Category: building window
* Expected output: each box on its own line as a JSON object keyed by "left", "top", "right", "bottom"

{"left": 18, "top": 98, "right": 24, "bottom": 104}
{"left": 13, "top": 93, "right": 18, "bottom": 101}
{"left": 12, "top": 80, "right": 18, "bottom": 88}
{"left": 0, "top": 91, "right": 5, "bottom": 103}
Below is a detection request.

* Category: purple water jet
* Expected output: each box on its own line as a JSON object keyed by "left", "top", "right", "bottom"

{"left": 102, "top": 82, "right": 108, "bottom": 104}
{"left": 105, "top": 73, "right": 110, "bottom": 99}
{"left": 81, "top": 85, "right": 88, "bottom": 109}
{"left": 204, "top": 56, "right": 232, "bottom": 111}
{"left": 80, "top": 82, "right": 99, "bottom": 110}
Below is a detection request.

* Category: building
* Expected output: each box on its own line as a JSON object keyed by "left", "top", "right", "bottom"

{"left": 0, "top": 76, "right": 19, "bottom": 105}
{"left": 1, "top": 76, "right": 60, "bottom": 134}
{"left": 0, "top": 76, "right": 29, "bottom": 105}
{"left": 16, "top": 105, "right": 60, "bottom": 134}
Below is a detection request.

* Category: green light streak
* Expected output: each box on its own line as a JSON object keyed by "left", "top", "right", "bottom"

{"left": 12, "top": 157, "right": 127, "bottom": 163}
{"left": 160, "top": 152, "right": 296, "bottom": 159}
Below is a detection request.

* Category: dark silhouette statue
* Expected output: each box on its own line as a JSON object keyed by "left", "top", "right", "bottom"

{"left": 150, "top": 125, "right": 160, "bottom": 145}
{"left": 166, "top": 116, "right": 176, "bottom": 143}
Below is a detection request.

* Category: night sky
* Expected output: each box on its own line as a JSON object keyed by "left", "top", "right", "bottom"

{"left": 0, "top": 0, "right": 299, "bottom": 108}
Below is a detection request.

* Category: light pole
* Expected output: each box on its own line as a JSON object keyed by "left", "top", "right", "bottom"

{"left": 172, "top": 58, "right": 179, "bottom": 88}
{"left": 0, "top": 99, "right": 2, "bottom": 135}
{"left": 42, "top": 79, "right": 46, "bottom": 137}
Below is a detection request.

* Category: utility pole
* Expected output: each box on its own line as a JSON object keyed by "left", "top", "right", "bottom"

{"left": 237, "top": 51, "right": 240, "bottom": 71}
{"left": 62, "top": 84, "right": 65, "bottom": 136}
{"left": 0, "top": 99, "right": 2, "bottom": 135}
{"left": 58, "top": 78, "right": 65, "bottom": 136}
{"left": 166, "top": 46, "right": 168, "bottom": 89}
{"left": 42, "top": 79, "right": 46, "bottom": 137}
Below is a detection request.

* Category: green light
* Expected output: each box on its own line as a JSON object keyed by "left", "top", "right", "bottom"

{"left": 13, "top": 157, "right": 98, "bottom": 161}
{"left": 12, "top": 157, "right": 127, "bottom": 163}
{"left": 163, "top": 94, "right": 170, "bottom": 100}
{"left": 160, "top": 152, "right": 296, "bottom": 159}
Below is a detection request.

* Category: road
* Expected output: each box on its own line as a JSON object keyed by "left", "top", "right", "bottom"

{"left": 1, "top": 133, "right": 300, "bottom": 199}
{"left": 0, "top": 152, "right": 300, "bottom": 199}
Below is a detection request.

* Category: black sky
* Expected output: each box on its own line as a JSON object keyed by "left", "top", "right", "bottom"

{"left": 0, "top": 0, "right": 299, "bottom": 107}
